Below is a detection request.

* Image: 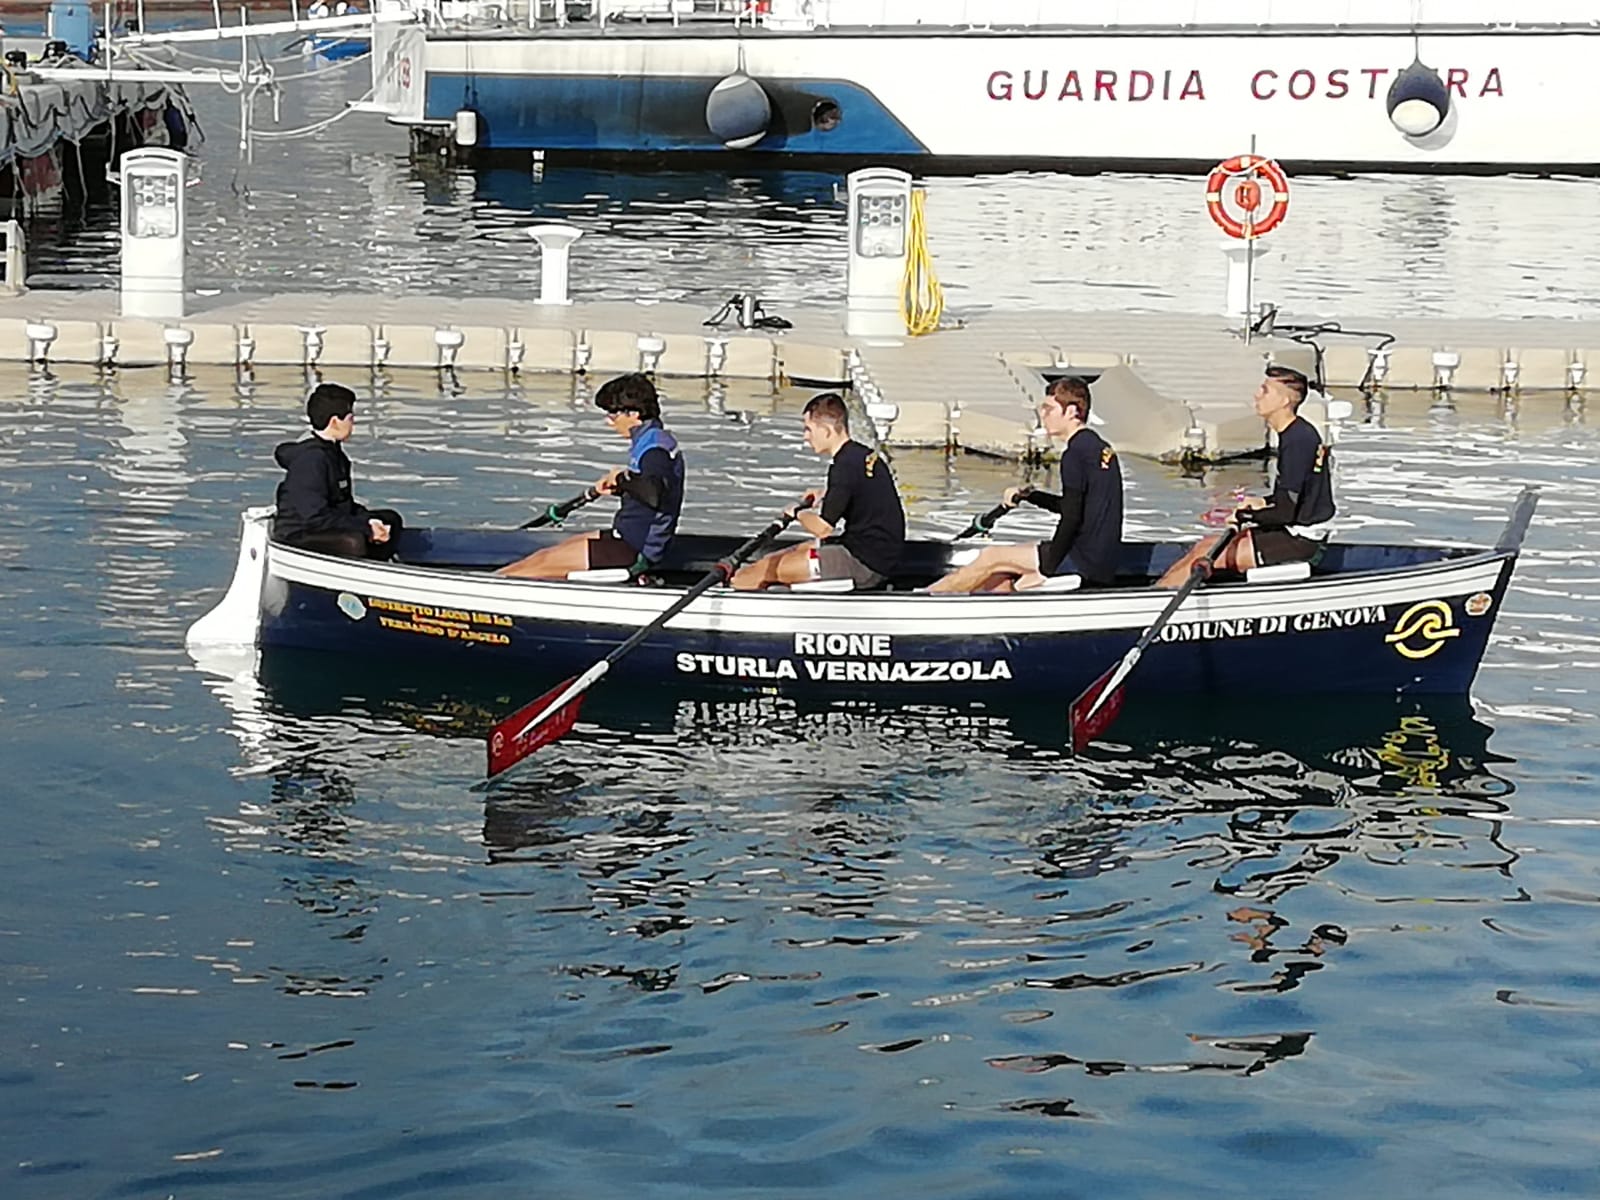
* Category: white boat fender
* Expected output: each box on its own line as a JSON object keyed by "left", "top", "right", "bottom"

{"left": 706, "top": 73, "right": 771, "bottom": 150}
{"left": 453, "top": 109, "right": 479, "bottom": 149}
{"left": 1387, "top": 60, "right": 1450, "bottom": 138}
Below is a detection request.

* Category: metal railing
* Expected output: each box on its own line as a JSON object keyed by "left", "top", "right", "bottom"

{"left": 559, "top": 0, "right": 1600, "bottom": 33}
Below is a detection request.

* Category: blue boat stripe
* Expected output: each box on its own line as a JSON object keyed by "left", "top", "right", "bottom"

{"left": 422, "top": 74, "right": 928, "bottom": 154}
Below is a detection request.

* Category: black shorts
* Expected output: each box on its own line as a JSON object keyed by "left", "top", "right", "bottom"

{"left": 1252, "top": 529, "right": 1324, "bottom": 568}
{"left": 589, "top": 531, "right": 643, "bottom": 570}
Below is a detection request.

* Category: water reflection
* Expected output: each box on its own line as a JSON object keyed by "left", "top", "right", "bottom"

{"left": 186, "top": 647, "right": 1522, "bottom": 1122}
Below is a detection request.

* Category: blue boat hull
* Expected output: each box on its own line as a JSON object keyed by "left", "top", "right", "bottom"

{"left": 262, "top": 576, "right": 1505, "bottom": 699}
{"left": 423, "top": 73, "right": 925, "bottom": 154}
{"left": 250, "top": 525, "right": 1521, "bottom": 704}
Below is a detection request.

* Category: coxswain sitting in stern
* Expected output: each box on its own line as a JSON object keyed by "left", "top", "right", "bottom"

{"left": 272, "top": 382, "right": 404, "bottom": 560}
{"left": 1155, "top": 365, "right": 1335, "bottom": 587}
{"left": 731, "top": 392, "right": 906, "bottom": 591}
{"left": 930, "top": 378, "right": 1123, "bottom": 593}
{"left": 498, "top": 373, "right": 686, "bottom": 580}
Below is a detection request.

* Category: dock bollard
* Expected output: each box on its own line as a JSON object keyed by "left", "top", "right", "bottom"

{"left": 528, "top": 223, "right": 582, "bottom": 305}
{"left": 636, "top": 335, "right": 665, "bottom": 374}
{"left": 25, "top": 321, "right": 56, "bottom": 362}
{"left": 164, "top": 326, "right": 193, "bottom": 378}
{"left": 1431, "top": 350, "right": 1460, "bottom": 391}
{"left": 434, "top": 327, "right": 465, "bottom": 370}
{"left": 866, "top": 399, "right": 899, "bottom": 442}
{"left": 704, "top": 336, "right": 728, "bottom": 377}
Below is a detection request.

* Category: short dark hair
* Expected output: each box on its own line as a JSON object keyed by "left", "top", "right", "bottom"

{"left": 307, "top": 382, "right": 356, "bottom": 431}
{"left": 1045, "top": 376, "right": 1092, "bottom": 422}
{"left": 802, "top": 392, "right": 850, "bottom": 433}
{"left": 1265, "top": 365, "right": 1309, "bottom": 406}
{"left": 595, "top": 373, "right": 661, "bottom": 422}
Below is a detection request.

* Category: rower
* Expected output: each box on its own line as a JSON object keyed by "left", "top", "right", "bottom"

{"left": 930, "top": 377, "right": 1123, "bottom": 593}
{"left": 272, "top": 382, "right": 404, "bottom": 560}
{"left": 730, "top": 392, "right": 906, "bottom": 591}
{"left": 498, "top": 373, "right": 686, "bottom": 580}
{"left": 1155, "top": 365, "right": 1335, "bottom": 587}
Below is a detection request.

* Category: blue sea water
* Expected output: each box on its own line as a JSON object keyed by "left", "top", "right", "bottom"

{"left": 1, "top": 369, "right": 1598, "bottom": 1199}
{"left": 1, "top": 28, "right": 1599, "bottom": 1198}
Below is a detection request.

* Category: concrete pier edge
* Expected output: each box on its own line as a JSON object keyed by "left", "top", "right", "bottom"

{"left": 3, "top": 288, "right": 1596, "bottom": 462}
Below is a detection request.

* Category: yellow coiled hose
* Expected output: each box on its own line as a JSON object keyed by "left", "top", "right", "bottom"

{"left": 900, "top": 188, "right": 944, "bottom": 337}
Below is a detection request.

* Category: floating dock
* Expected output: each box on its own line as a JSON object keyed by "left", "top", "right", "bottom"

{"left": 1, "top": 288, "right": 1596, "bottom": 462}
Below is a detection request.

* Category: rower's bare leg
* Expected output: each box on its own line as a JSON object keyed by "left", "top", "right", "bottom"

{"left": 730, "top": 543, "right": 815, "bottom": 591}
{"left": 1154, "top": 531, "right": 1257, "bottom": 589}
{"left": 497, "top": 531, "right": 599, "bottom": 579}
{"left": 929, "top": 544, "right": 1039, "bottom": 594}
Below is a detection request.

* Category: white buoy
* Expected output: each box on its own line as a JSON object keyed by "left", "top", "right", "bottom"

{"left": 453, "top": 109, "right": 478, "bottom": 148}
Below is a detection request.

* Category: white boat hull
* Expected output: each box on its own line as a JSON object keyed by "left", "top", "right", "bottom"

{"left": 375, "top": 21, "right": 1600, "bottom": 169}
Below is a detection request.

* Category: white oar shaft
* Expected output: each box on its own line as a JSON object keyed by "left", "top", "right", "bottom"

{"left": 1082, "top": 647, "right": 1141, "bottom": 724}
{"left": 515, "top": 661, "right": 610, "bottom": 740}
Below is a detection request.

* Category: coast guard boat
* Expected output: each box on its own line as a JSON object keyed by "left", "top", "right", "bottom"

{"left": 362, "top": 0, "right": 1600, "bottom": 172}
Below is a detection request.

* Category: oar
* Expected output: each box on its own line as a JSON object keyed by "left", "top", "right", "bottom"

{"left": 1067, "top": 527, "right": 1239, "bottom": 753}
{"left": 487, "top": 505, "right": 808, "bottom": 777}
{"left": 517, "top": 486, "right": 601, "bottom": 530}
{"left": 952, "top": 486, "right": 1033, "bottom": 541}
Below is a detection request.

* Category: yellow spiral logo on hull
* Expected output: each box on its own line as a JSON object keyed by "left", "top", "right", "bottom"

{"left": 1385, "top": 600, "right": 1461, "bottom": 660}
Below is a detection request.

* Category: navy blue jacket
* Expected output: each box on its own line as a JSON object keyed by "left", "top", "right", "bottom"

{"left": 272, "top": 437, "right": 371, "bottom": 542}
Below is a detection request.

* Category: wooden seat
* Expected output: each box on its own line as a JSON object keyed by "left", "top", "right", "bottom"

{"left": 1022, "top": 574, "right": 1082, "bottom": 593}
{"left": 564, "top": 568, "right": 632, "bottom": 584}
{"left": 1246, "top": 562, "right": 1312, "bottom": 584}
{"left": 789, "top": 578, "right": 856, "bottom": 593}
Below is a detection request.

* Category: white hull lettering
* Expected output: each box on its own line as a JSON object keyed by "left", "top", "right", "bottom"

{"left": 681, "top": 652, "right": 1012, "bottom": 684}
{"left": 793, "top": 632, "right": 893, "bottom": 657}
{"left": 675, "top": 652, "right": 799, "bottom": 680}
{"left": 1158, "top": 604, "right": 1390, "bottom": 644}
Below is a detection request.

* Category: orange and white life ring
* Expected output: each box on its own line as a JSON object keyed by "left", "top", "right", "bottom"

{"left": 1205, "top": 154, "right": 1290, "bottom": 239}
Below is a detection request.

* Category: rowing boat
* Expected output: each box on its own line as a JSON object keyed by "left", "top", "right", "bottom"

{"left": 186, "top": 488, "right": 1537, "bottom": 703}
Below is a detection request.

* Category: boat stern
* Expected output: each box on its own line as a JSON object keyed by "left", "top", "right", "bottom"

{"left": 186, "top": 506, "right": 275, "bottom": 650}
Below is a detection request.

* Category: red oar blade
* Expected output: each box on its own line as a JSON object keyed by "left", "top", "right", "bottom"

{"left": 487, "top": 677, "right": 585, "bottom": 778}
{"left": 1068, "top": 666, "right": 1126, "bottom": 754}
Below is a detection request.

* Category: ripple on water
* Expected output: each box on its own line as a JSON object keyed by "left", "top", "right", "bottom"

{"left": 1, "top": 364, "right": 1598, "bottom": 1197}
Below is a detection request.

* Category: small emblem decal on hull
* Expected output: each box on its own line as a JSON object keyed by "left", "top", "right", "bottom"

{"left": 1465, "top": 592, "right": 1493, "bottom": 618}
{"left": 1385, "top": 600, "right": 1461, "bottom": 660}
{"left": 337, "top": 592, "right": 367, "bottom": 621}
